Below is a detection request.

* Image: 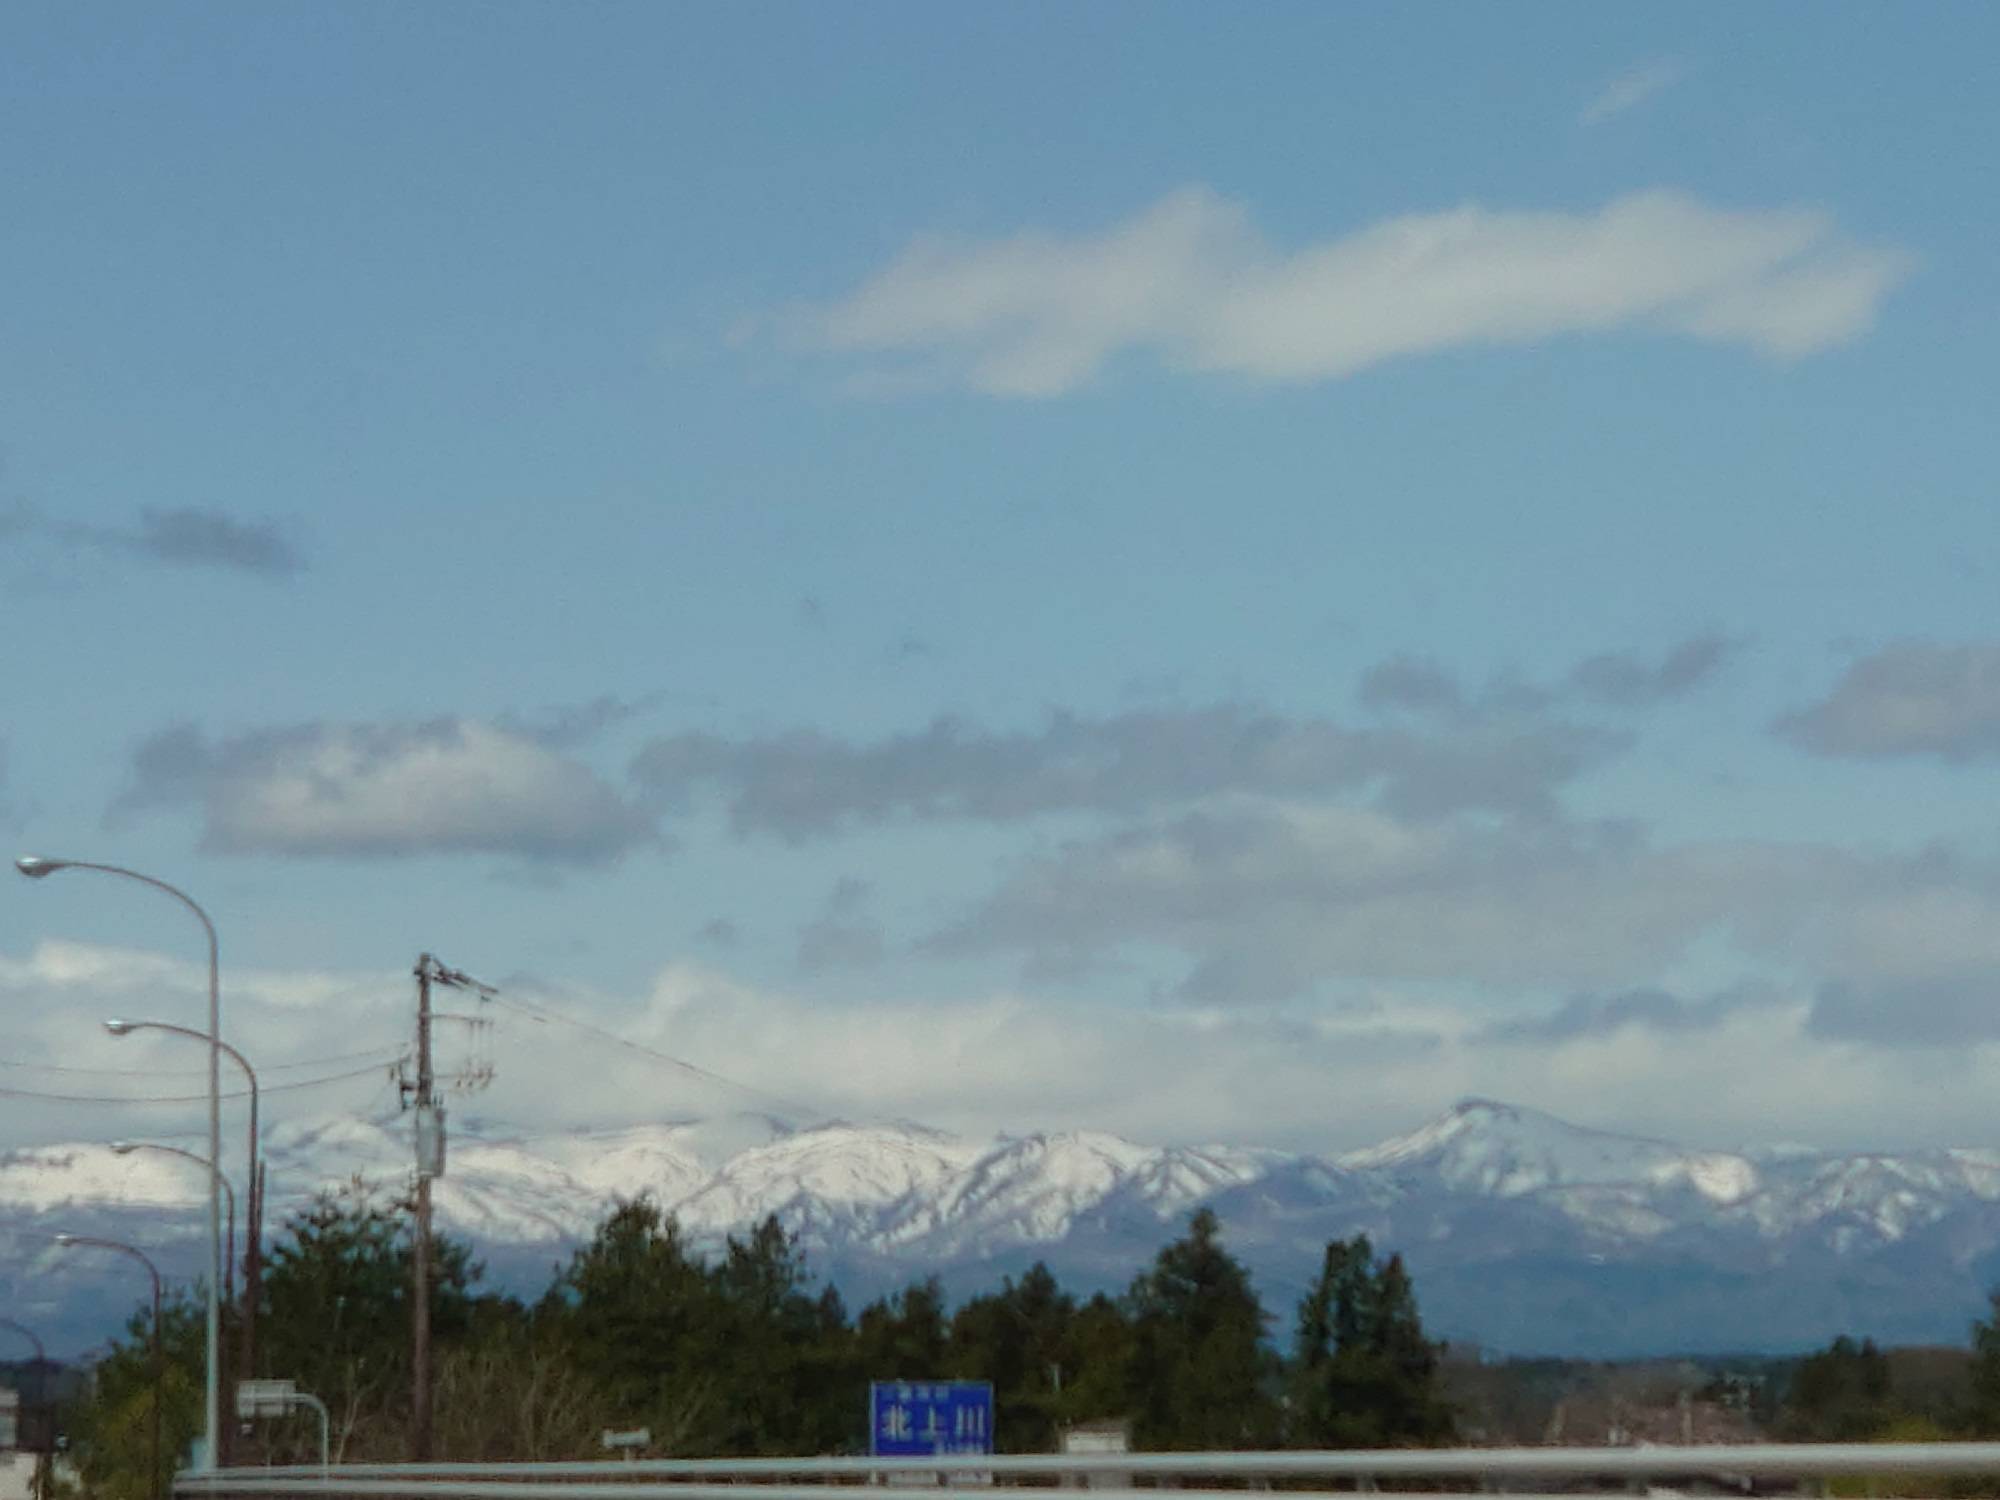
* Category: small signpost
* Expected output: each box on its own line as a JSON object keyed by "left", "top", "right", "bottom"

{"left": 236, "top": 1379, "right": 329, "bottom": 1474}
{"left": 601, "top": 1427, "right": 650, "bottom": 1462}
{"left": 869, "top": 1380, "right": 995, "bottom": 1458}
{"left": 234, "top": 1380, "right": 297, "bottom": 1420}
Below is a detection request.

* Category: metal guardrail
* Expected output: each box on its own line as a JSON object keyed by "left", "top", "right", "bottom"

{"left": 176, "top": 1442, "right": 2000, "bottom": 1496}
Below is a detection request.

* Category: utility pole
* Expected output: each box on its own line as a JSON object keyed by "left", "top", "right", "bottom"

{"left": 404, "top": 953, "right": 495, "bottom": 1462}
{"left": 411, "top": 953, "right": 437, "bottom": 1460}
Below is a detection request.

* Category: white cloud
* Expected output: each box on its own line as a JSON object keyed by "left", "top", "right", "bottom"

{"left": 0, "top": 940, "right": 413, "bottom": 1149}
{"left": 935, "top": 798, "right": 2000, "bottom": 1005}
{"left": 4, "top": 940, "right": 1997, "bottom": 1159}
{"left": 115, "top": 718, "right": 661, "bottom": 864}
{"left": 1581, "top": 59, "right": 1685, "bottom": 126}
{"left": 801, "top": 187, "right": 1913, "bottom": 396}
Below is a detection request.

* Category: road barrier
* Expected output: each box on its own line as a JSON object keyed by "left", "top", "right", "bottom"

{"left": 174, "top": 1441, "right": 2000, "bottom": 1498}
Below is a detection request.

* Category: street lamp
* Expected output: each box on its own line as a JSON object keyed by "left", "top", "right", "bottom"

{"left": 16, "top": 856, "right": 222, "bottom": 1472}
{"left": 54, "top": 1234, "right": 163, "bottom": 1500}
{"left": 105, "top": 1018, "right": 262, "bottom": 1383}
{"left": 111, "top": 1142, "right": 236, "bottom": 1304}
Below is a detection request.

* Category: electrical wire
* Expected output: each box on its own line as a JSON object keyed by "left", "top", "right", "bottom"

{"left": 483, "top": 990, "right": 830, "bottom": 1122}
{"left": 0, "top": 1055, "right": 407, "bottom": 1106}
{"left": 0, "top": 1043, "right": 409, "bottom": 1079}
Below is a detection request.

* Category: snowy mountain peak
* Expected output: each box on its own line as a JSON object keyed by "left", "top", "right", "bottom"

{"left": 12, "top": 1098, "right": 2000, "bottom": 1358}
{"left": 1337, "top": 1098, "right": 1759, "bottom": 1204}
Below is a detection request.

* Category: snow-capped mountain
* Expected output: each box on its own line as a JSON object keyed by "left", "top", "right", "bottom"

{"left": 9, "top": 1099, "right": 2000, "bottom": 1359}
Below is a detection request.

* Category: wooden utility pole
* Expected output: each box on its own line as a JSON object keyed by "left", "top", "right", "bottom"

{"left": 411, "top": 953, "right": 436, "bottom": 1460}
{"left": 406, "top": 952, "right": 494, "bottom": 1462}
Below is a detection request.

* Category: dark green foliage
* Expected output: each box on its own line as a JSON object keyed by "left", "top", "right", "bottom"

{"left": 1780, "top": 1335, "right": 1896, "bottom": 1440}
{"left": 1058, "top": 1292, "right": 1138, "bottom": 1427}
{"left": 855, "top": 1277, "right": 950, "bottom": 1380}
{"left": 709, "top": 1216, "right": 855, "bottom": 1455}
{"left": 256, "top": 1180, "right": 485, "bottom": 1459}
{"left": 63, "top": 1191, "right": 1470, "bottom": 1462}
{"left": 1289, "top": 1236, "right": 1452, "bottom": 1447}
{"left": 1971, "top": 1292, "right": 2000, "bottom": 1436}
{"left": 547, "top": 1197, "right": 720, "bottom": 1440}
{"left": 64, "top": 1290, "right": 205, "bottom": 1500}
{"left": 949, "top": 1263, "right": 1074, "bottom": 1452}
{"left": 1124, "top": 1208, "right": 1280, "bottom": 1450}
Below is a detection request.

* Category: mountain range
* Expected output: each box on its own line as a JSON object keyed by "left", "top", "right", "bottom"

{"left": 7, "top": 1098, "right": 2000, "bottom": 1359}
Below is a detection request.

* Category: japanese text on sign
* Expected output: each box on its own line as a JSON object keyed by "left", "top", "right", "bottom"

{"left": 868, "top": 1380, "right": 995, "bottom": 1457}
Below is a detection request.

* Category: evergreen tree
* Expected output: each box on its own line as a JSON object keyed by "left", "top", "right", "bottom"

{"left": 257, "top": 1180, "right": 481, "bottom": 1459}
{"left": 1289, "top": 1237, "right": 1450, "bottom": 1447}
{"left": 709, "top": 1216, "right": 850, "bottom": 1455}
{"left": 548, "top": 1197, "right": 727, "bottom": 1451}
{"left": 950, "top": 1262, "right": 1075, "bottom": 1452}
{"left": 1972, "top": 1291, "right": 2000, "bottom": 1435}
{"left": 855, "top": 1278, "right": 951, "bottom": 1380}
{"left": 1781, "top": 1335, "right": 1896, "bottom": 1440}
{"left": 1057, "top": 1292, "right": 1136, "bottom": 1429}
{"left": 65, "top": 1289, "right": 204, "bottom": 1500}
{"left": 1125, "top": 1209, "right": 1278, "bottom": 1450}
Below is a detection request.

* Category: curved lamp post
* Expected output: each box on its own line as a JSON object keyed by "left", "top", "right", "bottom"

{"left": 0, "top": 1317, "right": 49, "bottom": 1500}
{"left": 16, "top": 856, "right": 221, "bottom": 1472}
{"left": 105, "top": 1017, "right": 261, "bottom": 1382}
{"left": 111, "top": 1142, "right": 236, "bottom": 1304}
{"left": 55, "top": 1234, "right": 162, "bottom": 1500}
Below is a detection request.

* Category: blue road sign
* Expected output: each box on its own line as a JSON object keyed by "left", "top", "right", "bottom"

{"left": 868, "top": 1380, "right": 995, "bottom": 1457}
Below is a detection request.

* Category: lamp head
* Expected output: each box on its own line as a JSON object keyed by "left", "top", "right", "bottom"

{"left": 14, "top": 856, "right": 66, "bottom": 880}
{"left": 109, "top": 1141, "right": 135, "bottom": 1155}
{"left": 103, "top": 1019, "right": 133, "bottom": 1037}
{"left": 53, "top": 1234, "right": 75, "bottom": 1248}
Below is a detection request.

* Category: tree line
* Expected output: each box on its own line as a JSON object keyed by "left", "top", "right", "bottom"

{"left": 58, "top": 1190, "right": 1451, "bottom": 1498}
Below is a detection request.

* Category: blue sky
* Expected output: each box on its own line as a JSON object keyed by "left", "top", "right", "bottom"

{"left": 4, "top": 2, "right": 2000, "bottom": 1156}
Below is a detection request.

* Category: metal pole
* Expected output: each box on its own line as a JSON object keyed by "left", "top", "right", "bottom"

{"left": 291, "top": 1394, "right": 330, "bottom": 1476}
{"left": 111, "top": 1144, "right": 235, "bottom": 1304}
{"left": 152, "top": 1263, "right": 164, "bottom": 1500}
{"left": 18, "top": 858, "right": 221, "bottom": 1472}
{"left": 412, "top": 955, "right": 434, "bottom": 1461}
{"left": 244, "top": 1068, "right": 260, "bottom": 1386}
{"left": 54, "top": 1235, "right": 162, "bottom": 1500}
{"left": 104, "top": 1022, "right": 260, "bottom": 1389}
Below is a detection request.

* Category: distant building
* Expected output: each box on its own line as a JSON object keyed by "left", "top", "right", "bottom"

{"left": 0, "top": 1389, "right": 29, "bottom": 1500}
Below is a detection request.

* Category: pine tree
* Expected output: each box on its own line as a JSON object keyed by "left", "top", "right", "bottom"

{"left": 1784, "top": 1335, "right": 1896, "bottom": 1440}
{"left": 1125, "top": 1208, "right": 1278, "bottom": 1450}
{"left": 1288, "top": 1237, "right": 1450, "bottom": 1447}
{"left": 709, "top": 1216, "right": 843, "bottom": 1455}
{"left": 548, "top": 1197, "right": 728, "bottom": 1451}
{"left": 855, "top": 1278, "right": 951, "bottom": 1380}
{"left": 1972, "top": 1293, "right": 2000, "bottom": 1435}
{"left": 950, "top": 1262, "right": 1076, "bottom": 1451}
{"left": 258, "top": 1179, "right": 480, "bottom": 1459}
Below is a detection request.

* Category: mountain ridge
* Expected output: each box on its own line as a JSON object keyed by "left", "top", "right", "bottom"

{"left": 6, "top": 1097, "right": 2000, "bottom": 1358}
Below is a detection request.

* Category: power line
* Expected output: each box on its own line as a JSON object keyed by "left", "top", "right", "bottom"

{"left": 0, "top": 1044, "right": 408, "bottom": 1079}
{"left": 483, "top": 990, "right": 829, "bottom": 1122}
{"left": 0, "top": 1056, "right": 407, "bottom": 1106}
